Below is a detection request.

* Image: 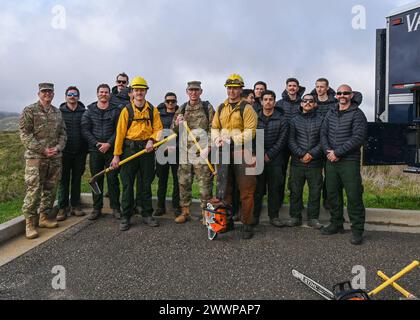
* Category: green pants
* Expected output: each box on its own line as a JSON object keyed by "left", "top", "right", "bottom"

{"left": 289, "top": 166, "right": 323, "bottom": 220}
{"left": 120, "top": 146, "right": 155, "bottom": 218}
{"left": 22, "top": 158, "right": 62, "bottom": 219}
{"left": 57, "top": 152, "right": 87, "bottom": 209}
{"left": 89, "top": 151, "right": 121, "bottom": 211}
{"left": 326, "top": 161, "right": 366, "bottom": 233}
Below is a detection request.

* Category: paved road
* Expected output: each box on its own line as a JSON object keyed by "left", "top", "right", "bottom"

{"left": 0, "top": 215, "right": 419, "bottom": 300}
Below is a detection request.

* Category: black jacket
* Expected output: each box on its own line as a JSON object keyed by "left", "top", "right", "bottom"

{"left": 59, "top": 102, "right": 88, "bottom": 154}
{"left": 321, "top": 102, "right": 368, "bottom": 162}
{"left": 275, "top": 86, "right": 306, "bottom": 123}
{"left": 157, "top": 103, "right": 178, "bottom": 130}
{"left": 257, "top": 109, "right": 289, "bottom": 166}
{"left": 81, "top": 102, "right": 121, "bottom": 152}
{"left": 289, "top": 108, "right": 324, "bottom": 168}
{"left": 110, "top": 86, "right": 131, "bottom": 109}
{"left": 310, "top": 88, "right": 364, "bottom": 118}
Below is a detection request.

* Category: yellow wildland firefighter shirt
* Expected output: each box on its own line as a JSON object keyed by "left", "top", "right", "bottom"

{"left": 114, "top": 101, "right": 163, "bottom": 156}
{"left": 211, "top": 99, "right": 257, "bottom": 146}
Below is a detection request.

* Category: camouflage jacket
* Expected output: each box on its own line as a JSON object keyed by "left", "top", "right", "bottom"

{"left": 171, "top": 100, "right": 215, "bottom": 151}
{"left": 19, "top": 102, "right": 67, "bottom": 159}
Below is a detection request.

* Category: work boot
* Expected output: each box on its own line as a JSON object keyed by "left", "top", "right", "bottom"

{"left": 143, "top": 216, "right": 159, "bottom": 227}
{"left": 350, "top": 232, "right": 364, "bottom": 245}
{"left": 113, "top": 209, "right": 122, "bottom": 220}
{"left": 175, "top": 207, "right": 191, "bottom": 224}
{"left": 153, "top": 208, "right": 166, "bottom": 217}
{"left": 307, "top": 219, "right": 324, "bottom": 230}
{"left": 285, "top": 218, "right": 302, "bottom": 227}
{"left": 120, "top": 217, "right": 131, "bottom": 231}
{"left": 38, "top": 213, "right": 58, "bottom": 229}
{"left": 71, "top": 207, "right": 86, "bottom": 217}
{"left": 25, "top": 217, "right": 39, "bottom": 240}
{"left": 270, "top": 218, "right": 286, "bottom": 228}
{"left": 321, "top": 224, "right": 345, "bottom": 235}
{"left": 56, "top": 208, "right": 69, "bottom": 222}
{"left": 88, "top": 209, "right": 102, "bottom": 221}
{"left": 173, "top": 207, "right": 182, "bottom": 217}
{"left": 242, "top": 225, "right": 254, "bottom": 240}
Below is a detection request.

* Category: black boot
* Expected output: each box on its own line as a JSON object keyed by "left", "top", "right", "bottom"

{"left": 242, "top": 225, "right": 254, "bottom": 240}
{"left": 88, "top": 209, "right": 102, "bottom": 221}
{"left": 321, "top": 224, "right": 345, "bottom": 235}
{"left": 350, "top": 232, "right": 364, "bottom": 245}
{"left": 120, "top": 217, "right": 131, "bottom": 231}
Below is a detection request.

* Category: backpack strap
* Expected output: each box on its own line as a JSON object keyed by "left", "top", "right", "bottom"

{"left": 217, "top": 100, "right": 247, "bottom": 124}
{"left": 125, "top": 102, "right": 154, "bottom": 131}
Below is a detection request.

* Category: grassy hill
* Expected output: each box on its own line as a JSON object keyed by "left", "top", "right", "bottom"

{"left": 0, "top": 131, "right": 419, "bottom": 224}
{"left": 0, "top": 117, "right": 19, "bottom": 132}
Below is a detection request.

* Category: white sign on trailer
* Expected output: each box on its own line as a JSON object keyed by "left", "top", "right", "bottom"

{"left": 407, "top": 11, "right": 420, "bottom": 32}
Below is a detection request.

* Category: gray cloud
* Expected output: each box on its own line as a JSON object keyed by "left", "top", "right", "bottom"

{"left": 0, "top": 0, "right": 410, "bottom": 120}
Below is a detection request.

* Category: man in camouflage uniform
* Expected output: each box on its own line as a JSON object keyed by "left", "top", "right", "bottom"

{"left": 172, "top": 81, "right": 214, "bottom": 224}
{"left": 19, "top": 83, "right": 67, "bottom": 240}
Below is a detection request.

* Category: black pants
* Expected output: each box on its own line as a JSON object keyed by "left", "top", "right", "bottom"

{"left": 254, "top": 164, "right": 284, "bottom": 220}
{"left": 89, "top": 151, "right": 121, "bottom": 211}
{"left": 120, "top": 146, "right": 155, "bottom": 218}
{"left": 58, "top": 152, "right": 87, "bottom": 209}
{"left": 156, "top": 162, "right": 180, "bottom": 210}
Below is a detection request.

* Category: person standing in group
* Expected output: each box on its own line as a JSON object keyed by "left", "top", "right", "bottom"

{"left": 154, "top": 92, "right": 181, "bottom": 217}
{"left": 172, "top": 81, "right": 215, "bottom": 225}
{"left": 19, "top": 83, "right": 67, "bottom": 239}
{"left": 253, "top": 81, "right": 267, "bottom": 113}
{"left": 111, "top": 77, "right": 163, "bottom": 231}
{"left": 286, "top": 94, "right": 324, "bottom": 229}
{"left": 253, "top": 90, "right": 289, "bottom": 228}
{"left": 320, "top": 85, "right": 368, "bottom": 245}
{"left": 56, "top": 86, "right": 88, "bottom": 221}
{"left": 82, "top": 84, "right": 121, "bottom": 221}
{"left": 212, "top": 74, "right": 258, "bottom": 239}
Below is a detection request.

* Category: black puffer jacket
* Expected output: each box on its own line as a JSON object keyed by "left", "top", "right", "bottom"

{"left": 110, "top": 86, "right": 131, "bottom": 109}
{"left": 253, "top": 99, "right": 263, "bottom": 113}
{"left": 321, "top": 102, "right": 368, "bottom": 162}
{"left": 157, "top": 103, "right": 178, "bottom": 129}
{"left": 275, "top": 86, "right": 306, "bottom": 123}
{"left": 289, "top": 108, "right": 323, "bottom": 168}
{"left": 81, "top": 102, "right": 121, "bottom": 152}
{"left": 257, "top": 109, "right": 289, "bottom": 166}
{"left": 59, "top": 102, "right": 88, "bottom": 154}
{"left": 310, "top": 89, "right": 364, "bottom": 118}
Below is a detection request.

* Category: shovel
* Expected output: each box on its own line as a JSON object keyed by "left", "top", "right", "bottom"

{"left": 88, "top": 134, "right": 177, "bottom": 195}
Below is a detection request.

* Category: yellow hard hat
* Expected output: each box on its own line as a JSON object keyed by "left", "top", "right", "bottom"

{"left": 131, "top": 76, "right": 149, "bottom": 90}
{"left": 225, "top": 74, "right": 245, "bottom": 88}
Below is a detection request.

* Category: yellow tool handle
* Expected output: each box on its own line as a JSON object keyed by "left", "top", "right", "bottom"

{"left": 182, "top": 122, "right": 217, "bottom": 176}
{"left": 377, "top": 271, "right": 415, "bottom": 299}
{"left": 369, "top": 260, "right": 419, "bottom": 296}
{"left": 103, "top": 134, "right": 177, "bottom": 175}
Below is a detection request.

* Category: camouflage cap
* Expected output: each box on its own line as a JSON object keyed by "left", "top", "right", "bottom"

{"left": 187, "top": 81, "right": 202, "bottom": 90}
{"left": 39, "top": 83, "right": 55, "bottom": 92}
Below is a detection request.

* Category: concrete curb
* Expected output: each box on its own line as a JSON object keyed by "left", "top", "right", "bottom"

{"left": 1, "top": 193, "right": 420, "bottom": 244}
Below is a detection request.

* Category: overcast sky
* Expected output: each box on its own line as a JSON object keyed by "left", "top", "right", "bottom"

{"left": 0, "top": 0, "right": 416, "bottom": 120}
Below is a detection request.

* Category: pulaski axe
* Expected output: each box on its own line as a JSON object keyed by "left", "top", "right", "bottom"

{"left": 88, "top": 134, "right": 177, "bottom": 195}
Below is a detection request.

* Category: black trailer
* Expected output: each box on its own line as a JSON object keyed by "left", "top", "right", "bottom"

{"left": 364, "top": 2, "right": 420, "bottom": 173}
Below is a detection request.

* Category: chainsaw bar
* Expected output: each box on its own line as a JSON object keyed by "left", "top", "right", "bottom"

{"left": 292, "top": 269, "right": 335, "bottom": 300}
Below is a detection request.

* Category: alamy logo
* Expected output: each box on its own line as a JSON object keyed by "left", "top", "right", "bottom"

{"left": 407, "top": 12, "right": 420, "bottom": 32}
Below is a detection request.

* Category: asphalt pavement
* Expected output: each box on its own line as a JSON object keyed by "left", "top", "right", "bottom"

{"left": 0, "top": 215, "right": 419, "bottom": 300}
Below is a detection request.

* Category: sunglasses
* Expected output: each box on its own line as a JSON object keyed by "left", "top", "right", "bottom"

{"left": 166, "top": 100, "right": 177, "bottom": 104}
{"left": 302, "top": 99, "right": 315, "bottom": 104}
{"left": 117, "top": 80, "right": 127, "bottom": 84}
{"left": 337, "top": 91, "right": 352, "bottom": 96}
{"left": 67, "top": 93, "right": 79, "bottom": 97}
